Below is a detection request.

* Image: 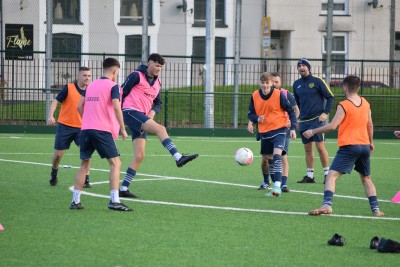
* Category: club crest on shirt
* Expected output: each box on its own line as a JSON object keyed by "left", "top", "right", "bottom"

{"left": 309, "top": 83, "right": 314, "bottom": 88}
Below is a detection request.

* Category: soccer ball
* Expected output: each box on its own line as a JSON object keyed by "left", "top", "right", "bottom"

{"left": 235, "top": 147, "right": 253, "bottom": 166}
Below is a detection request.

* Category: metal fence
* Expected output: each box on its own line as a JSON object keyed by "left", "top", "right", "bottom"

{"left": 0, "top": 52, "right": 399, "bottom": 130}
{"left": 1, "top": 88, "right": 399, "bottom": 131}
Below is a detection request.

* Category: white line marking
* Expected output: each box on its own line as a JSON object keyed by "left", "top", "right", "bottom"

{"left": 69, "top": 183, "right": 400, "bottom": 221}
{"left": 1, "top": 158, "right": 399, "bottom": 220}
{"left": 0, "top": 158, "right": 394, "bottom": 203}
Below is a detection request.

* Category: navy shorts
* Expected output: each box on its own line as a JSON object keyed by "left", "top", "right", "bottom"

{"left": 299, "top": 118, "right": 326, "bottom": 144}
{"left": 284, "top": 128, "right": 290, "bottom": 154}
{"left": 79, "top": 129, "right": 120, "bottom": 160}
{"left": 260, "top": 133, "right": 287, "bottom": 156}
{"left": 123, "top": 109, "right": 150, "bottom": 140}
{"left": 330, "top": 145, "right": 370, "bottom": 176}
{"left": 54, "top": 123, "right": 81, "bottom": 150}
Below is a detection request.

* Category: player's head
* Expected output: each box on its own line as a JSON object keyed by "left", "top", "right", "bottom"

{"left": 103, "top": 58, "right": 120, "bottom": 82}
{"left": 147, "top": 53, "right": 165, "bottom": 77}
{"left": 271, "top": 72, "right": 282, "bottom": 89}
{"left": 297, "top": 58, "right": 311, "bottom": 76}
{"left": 259, "top": 72, "right": 273, "bottom": 89}
{"left": 343, "top": 75, "right": 361, "bottom": 94}
{"left": 77, "top": 66, "right": 91, "bottom": 88}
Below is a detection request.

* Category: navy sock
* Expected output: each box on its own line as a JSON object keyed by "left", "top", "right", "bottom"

{"left": 263, "top": 173, "right": 270, "bottom": 184}
{"left": 85, "top": 175, "right": 89, "bottom": 182}
{"left": 281, "top": 176, "right": 287, "bottom": 186}
{"left": 268, "top": 159, "right": 274, "bottom": 182}
{"left": 121, "top": 167, "right": 136, "bottom": 188}
{"left": 51, "top": 168, "right": 58, "bottom": 178}
{"left": 272, "top": 154, "right": 282, "bottom": 183}
{"left": 162, "top": 138, "right": 178, "bottom": 156}
{"left": 322, "top": 190, "right": 334, "bottom": 206}
{"left": 368, "top": 196, "right": 379, "bottom": 212}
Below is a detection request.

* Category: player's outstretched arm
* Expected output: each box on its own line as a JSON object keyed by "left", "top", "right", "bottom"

{"left": 47, "top": 99, "right": 59, "bottom": 125}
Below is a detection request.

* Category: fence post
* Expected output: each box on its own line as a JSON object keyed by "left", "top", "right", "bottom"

{"left": 164, "top": 90, "right": 168, "bottom": 127}
{"left": 360, "top": 59, "right": 364, "bottom": 95}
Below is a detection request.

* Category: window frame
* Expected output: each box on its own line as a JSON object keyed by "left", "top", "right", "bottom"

{"left": 53, "top": 0, "right": 82, "bottom": 24}
{"left": 395, "top": 32, "right": 400, "bottom": 51}
{"left": 320, "top": 0, "right": 349, "bottom": 16}
{"left": 322, "top": 33, "right": 347, "bottom": 54}
{"left": 119, "top": 0, "right": 153, "bottom": 26}
{"left": 125, "top": 35, "right": 149, "bottom": 61}
{"left": 192, "top": 36, "right": 226, "bottom": 64}
{"left": 52, "top": 33, "right": 82, "bottom": 61}
{"left": 322, "top": 32, "right": 348, "bottom": 75}
{"left": 193, "top": 0, "right": 226, "bottom": 27}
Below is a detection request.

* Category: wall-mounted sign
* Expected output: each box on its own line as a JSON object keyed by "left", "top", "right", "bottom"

{"left": 261, "top": 17, "right": 271, "bottom": 58}
{"left": 5, "top": 24, "right": 33, "bottom": 60}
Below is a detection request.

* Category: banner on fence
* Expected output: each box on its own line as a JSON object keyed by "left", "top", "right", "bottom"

{"left": 261, "top": 17, "right": 271, "bottom": 58}
{"left": 5, "top": 24, "right": 33, "bottom": 60}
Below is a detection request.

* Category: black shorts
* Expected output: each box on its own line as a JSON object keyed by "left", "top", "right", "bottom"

{"left": 330, "top": 145, "right": 370, "bottom": 176}
{"left": 299, "top": 118, "right": 326, "bottom": 144}
{"left": 260, "top": 133, "right": 287, "bottom": 156}
{"left": 79, "top": 129, "right": 120, "bottom": 160}
{"left": 54, "top": 123, "right": 81, "bottom": 150}
{"left": 123, "top": 109, "right": 150, "bottom": 140}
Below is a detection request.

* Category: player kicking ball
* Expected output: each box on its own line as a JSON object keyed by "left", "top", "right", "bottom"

{"left": 119, "top": 53, "right": 198, "bottom": 198}
{"left": 303, "top": 75, "right": 384, "bottom": 217}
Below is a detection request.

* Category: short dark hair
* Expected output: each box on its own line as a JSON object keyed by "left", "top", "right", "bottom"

{"left": 271, "top": 72, "right": 281, "bottom": 78}
{"left": 259, "top": 72, "right": 273, "bottom": 82}
{"left": 79, "top": 66, "right": 90, "bottom": 72}
{"left": 148, "top": 53, "right": 165, "bottom": 65}
{"left": 343, "top": 75, "right": 361, "bottom": 92}
{"left": 103, "top": 58, "right": 120, "bottom": 69}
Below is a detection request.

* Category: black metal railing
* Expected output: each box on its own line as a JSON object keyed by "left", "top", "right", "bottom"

{"left": 1, "top": 88, "right": 399, "bottom": 130}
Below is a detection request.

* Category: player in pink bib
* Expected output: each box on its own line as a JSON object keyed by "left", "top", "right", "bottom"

{"left": 70, "top": 58, "right": 132, "bottom": 212}
{"left": 119, "top": 53, "right": 198, "bottom": 198}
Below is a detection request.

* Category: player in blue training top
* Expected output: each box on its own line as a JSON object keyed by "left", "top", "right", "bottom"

{"left": 293, "top": 58, "right": 334, "bottom": 184}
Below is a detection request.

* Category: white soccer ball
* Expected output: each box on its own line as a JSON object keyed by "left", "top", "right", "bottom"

{"left": 235, "top": 147, "right": 254, "bottom": 166}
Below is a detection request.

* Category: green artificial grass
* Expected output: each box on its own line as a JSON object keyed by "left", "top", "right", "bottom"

{"left": 0, "top": 133, "right": 399, "bottom": 266}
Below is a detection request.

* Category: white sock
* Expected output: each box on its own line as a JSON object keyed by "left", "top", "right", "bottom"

{"left": 120, "top": 186, "right": 128, "bottom": 191}
{"left": 173, "top": 152, "right": 182, "bottom": 161}
{"left": 111, "top": 190, "right": 120, "bottom": 203}
{"left": 72, "top": 189, "right": 81, "bottom": 203}
{"left": 323, "top": 167, "right": 330, "bottom": 176}
{"left": 274, "top": 181, "right": 282, "bottom": 188}
{"left": 307, "top": 168, "right": 314, "bottom": 178}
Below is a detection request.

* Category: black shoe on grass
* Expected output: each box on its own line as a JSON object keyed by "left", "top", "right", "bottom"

{"left": 108, "top": 201, "right": 133, "bottom": 211}
{"left": 176, "top": 154, "right": 199, "bottom": 167}
{"left": 49, "top": 176, "right": 58, "bottom": 186}
{"left": 258, "top": 182, "right": 270, "bottom": 190}
{"left": 297, "top": 176, "right": 316, "bottom": 183}
{"left": 370, "top": 236, "right": 380, "bottom": 249}
{"left": 119, "top": 190, "right": 139, "bottom": 199}
{"left": 83, "top": 181, "right": 92, "bottom": 188}
{"left": 328, "top": 233, "right": 345, "bottom": 246}
{"left": 281, "top": 185, "right": 290, "bottom": 193}
{"left": 70, "top": 202, "right": 84, "bottom": 210}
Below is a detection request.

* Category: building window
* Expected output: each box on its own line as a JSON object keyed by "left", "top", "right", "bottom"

{"left": 120, "top": 0, "right": 153, "bottom": 25}
{"left": 322, "top": 33, "right": 347, "bottom": 75}
{"left": 53, "top": 0, "right": 80, "bottom": 24}
{"left": 321, "top": 0, "right": 349, "bottom": 15}
{"left": 395, "top": 32, "right": 400, "bottom": 51}
{"left": 52, "top": 33, "right": 81, "bottom": 61}
{"left": 125, "top": 35, "right": 149, "bottom": 61}
{"left": 194, "top": 0, "right": 225, "bottom": 27}
{"left": 192, "top": 37, "right": 226, "bottom": 63}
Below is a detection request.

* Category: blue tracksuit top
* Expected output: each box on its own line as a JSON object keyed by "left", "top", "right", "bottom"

{"left": 293, "top": 74, "right": 334, "bottom": 121}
